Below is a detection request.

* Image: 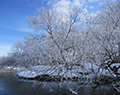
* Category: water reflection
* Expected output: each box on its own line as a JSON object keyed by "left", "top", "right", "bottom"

{"left": 0, "top": 72, "right": 120, "bottom": 95}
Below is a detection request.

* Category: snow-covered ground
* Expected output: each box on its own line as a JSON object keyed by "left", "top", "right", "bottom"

{"left": 16, "top": 70, "right": 39, "bottom": 78}
{"left": 16, "top": 63, "right": 120, "bottom": 80}
{"left": 16, "top": 65, "right": 81, "bottom": 79}
{"left": 16, "top": 63, "right": 97, "bottom": 80}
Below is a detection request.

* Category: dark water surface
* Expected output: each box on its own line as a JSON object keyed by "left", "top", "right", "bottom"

{"left": 0, "top": 72, "right": 120, "bottom": 95}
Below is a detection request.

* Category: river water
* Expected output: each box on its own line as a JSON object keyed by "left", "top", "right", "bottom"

{"left": 0, "top": 72, "right": 120, "bottom": 95}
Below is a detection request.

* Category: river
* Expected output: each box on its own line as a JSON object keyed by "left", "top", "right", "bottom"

{"left": 0, "top": 72, "right": 120, "bottom": 95}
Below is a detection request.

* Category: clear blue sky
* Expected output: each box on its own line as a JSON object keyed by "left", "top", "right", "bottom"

{"left": 0, "top": 0, "right": 104, "bottom": 57}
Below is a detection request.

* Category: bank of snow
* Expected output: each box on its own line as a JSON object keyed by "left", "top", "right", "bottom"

{"left": 16, "top": 64, "right": 96, "bottom": 80}
{"left": 16, "top": 63, "right": 120, "bottom": 81}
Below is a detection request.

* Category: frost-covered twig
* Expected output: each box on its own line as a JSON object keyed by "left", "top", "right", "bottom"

{"left": 69, "top": 88, "right": 78, "bottom": 95}
{"left": 112, "top": 83, "right": 120, "bottom": 92}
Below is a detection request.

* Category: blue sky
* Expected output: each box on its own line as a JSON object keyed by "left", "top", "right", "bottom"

{"left": 0, "top": 0, "right": 104, "bottom": 57}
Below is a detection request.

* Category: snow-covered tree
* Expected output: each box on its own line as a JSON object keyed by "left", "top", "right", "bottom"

{"left": 9, "top": 1, "right": 120, "bottom": 90}
{"left": 27, "top": 6, "right": 89, "bottom": 72}
{"left": 91, "top": 0, "right": 120, "bottom": 76}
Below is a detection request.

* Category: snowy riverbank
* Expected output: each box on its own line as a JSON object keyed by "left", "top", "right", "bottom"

{"left": 16, "top": 64, "right": 97, "bottom": 81}
{"left": 16, "top": 64, "right": 120, "bottom": 91}
{"left": 16, "top": 63, "right": 120, "bottom": 82}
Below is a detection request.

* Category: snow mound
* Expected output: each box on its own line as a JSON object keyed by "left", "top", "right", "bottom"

{"left": 16, "top": 71, "right": 38, "bottom": 78}
{"left": 16, "top": 65, "right": 84, "bottom": 80}
{"left": 16, "top": 64, "right": 100, "bottom": 81}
